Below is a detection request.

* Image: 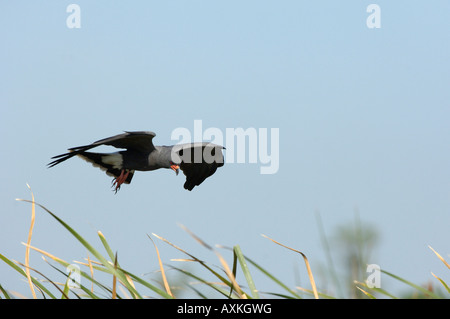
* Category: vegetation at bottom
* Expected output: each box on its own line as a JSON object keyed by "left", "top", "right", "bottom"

{"left": 1, "top": 187, "right": 448, "bottom": 299}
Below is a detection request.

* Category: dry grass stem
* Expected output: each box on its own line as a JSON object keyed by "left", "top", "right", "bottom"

{"left": 262, "top": 234, "right": 319, "bottom": 299}
{"left": 148, "top": 235, "right": 173, "bottom": 298}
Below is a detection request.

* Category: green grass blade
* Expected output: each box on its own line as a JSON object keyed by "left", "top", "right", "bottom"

{"left": 17, "top": 199, "right": 142, "bottom": 299}
{"left": 229, "top": 248, "right": 238, "bottom": 298}
{"left": 356, "top": 286, "right": 376, "bottom": 299}
{"left": 41, "top": 252, "right": 117, "bottom": 298}
{"left": 43, "top": 259, "right": 103, "bottom": 299}
{"left": 120, "top": 269, "right": 174, "bottom": 299}
{"left": 62, "top": 276, "right": 71, "bottom": 299}
{"left": 234, "top": 245, "right": 259, "bottom": 299}
{"left": 381, "top": 269, "right": 441, "bottom": 299}
{"left": 0, "top": 253, "right": 57, "bottom": 299}
{"left": 354, "top": 280, "right": 398, "bottom": 299}
{"left": 152, "top": 233, "right": 234, "bottom": 291}
{"left": 431, "top": 273, "right": 450, "bottom": 294}
{"left": 170, "top": 265, "right": 233, "bottom": 298}
{"left": 241, "top": 254, "right": 301, "bottom": 298}
{"left": 0, "top": 284, "right": 11, "bottom": 299}
{"left": 98, "top": 231, "right": 116, "bottom": 262}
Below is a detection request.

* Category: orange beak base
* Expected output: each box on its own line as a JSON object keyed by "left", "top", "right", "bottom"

{"left": 171, "top": 164, "right": 180, "bottom": 175}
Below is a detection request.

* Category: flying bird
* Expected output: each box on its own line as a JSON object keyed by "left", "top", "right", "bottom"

{"left": 48, "top": 131, "right": 225, "bottom": 192}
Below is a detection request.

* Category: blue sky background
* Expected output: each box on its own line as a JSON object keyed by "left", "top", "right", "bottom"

{"left": 1, "top": 1, "right": 449, "bottom": 298}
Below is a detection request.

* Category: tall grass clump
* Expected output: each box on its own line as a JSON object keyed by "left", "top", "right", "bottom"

{"left": 0, "top": 187, "right": 448, "bottom": 299}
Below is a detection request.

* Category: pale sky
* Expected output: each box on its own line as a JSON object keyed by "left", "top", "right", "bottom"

{"left": 1, "top": 1, "right": 449, "bottom": 298}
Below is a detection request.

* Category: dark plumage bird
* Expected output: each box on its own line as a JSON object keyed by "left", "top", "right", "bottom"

{"left": 48, "top": 131, "right": 225, "bottom": 192}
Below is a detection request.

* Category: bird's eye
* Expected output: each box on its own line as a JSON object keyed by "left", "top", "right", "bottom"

{"left": 179, "top": 149, "right": 184, "bottom": 156}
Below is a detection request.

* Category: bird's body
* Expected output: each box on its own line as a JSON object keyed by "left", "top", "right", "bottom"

{"left": 48, "top": 131, "right": 225, "bottom": 192}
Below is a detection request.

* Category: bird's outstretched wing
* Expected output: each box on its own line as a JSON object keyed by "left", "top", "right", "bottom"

{"left": 48, "top": 131, "right": 156, "bottom": 168}
{"left": 172, "top": 142, "right": 225, "bottom": 191}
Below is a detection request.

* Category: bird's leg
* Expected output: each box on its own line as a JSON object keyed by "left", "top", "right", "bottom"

{"left": 112, "top": 169, "right": 130, "bottom": 193}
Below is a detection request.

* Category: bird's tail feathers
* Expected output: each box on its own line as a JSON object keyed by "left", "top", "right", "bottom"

{"left": 47, "top": 144, "right": 95, "bottom": 168}
{"left": 47, "top": 150, "right": 79, "bottom": 168}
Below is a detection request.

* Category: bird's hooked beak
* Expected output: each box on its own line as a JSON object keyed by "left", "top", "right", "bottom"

{"left": 171, "top": 164, "right": 180, "bottom": 176}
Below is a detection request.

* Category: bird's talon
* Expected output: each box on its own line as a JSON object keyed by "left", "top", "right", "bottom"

{"left": 111, "top": 169, "right": 130, "bottom": 192}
